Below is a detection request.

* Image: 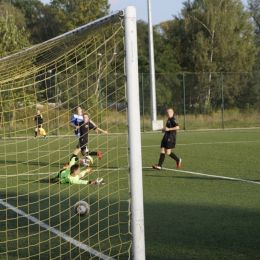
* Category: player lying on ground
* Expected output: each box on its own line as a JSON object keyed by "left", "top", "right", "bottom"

{"left": 69, "top": 112, "right": 108, "bottom": 166}
{"left": 51, "top": 155, "right": 104, "bottom": 184}
{"left": 152, "top": 108, "right": 181, "bottom": 170}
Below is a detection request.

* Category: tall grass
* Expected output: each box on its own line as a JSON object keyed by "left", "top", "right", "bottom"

{"left": 1, "top": 108, "right": 260, "bottom": 137}
{"left": 140, "top": 109, "right": 260, "bottom": 131}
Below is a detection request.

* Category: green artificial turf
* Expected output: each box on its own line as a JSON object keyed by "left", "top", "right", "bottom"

{"left": 143, "top": 129, "right": 260, "bottom": 260}
{"left": 0, "top": 129, "right": 260, "bottom": 259}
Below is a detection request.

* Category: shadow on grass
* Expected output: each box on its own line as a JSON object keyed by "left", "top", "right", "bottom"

{"left": 0, "top": 159, "right": 63, "bottom": 168}
{"left": 144, "top": 202, "right": 260, "bottom": 260}
{"left": 22, "top": 178, "right": 58, "bottom": 184}
{"left": 0, "top": 184, "right": 131, "bottom": 260}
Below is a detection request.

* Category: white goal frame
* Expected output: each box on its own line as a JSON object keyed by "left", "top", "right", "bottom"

{"left": 125, "top": 6, "right": 146, "bottom": 260}
{"left": 0, "top": 5, "right": 146, "bottom": 259}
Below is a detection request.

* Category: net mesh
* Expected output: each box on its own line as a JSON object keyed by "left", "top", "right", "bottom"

{"left": 0, "top": 11, "right": 131, "bottom": 260}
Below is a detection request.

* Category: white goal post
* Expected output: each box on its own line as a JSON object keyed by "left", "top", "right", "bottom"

{"left": 125, "top": 6, "right": 146, "bottom": 260}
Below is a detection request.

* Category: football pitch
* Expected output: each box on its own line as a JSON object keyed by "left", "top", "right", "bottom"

{"left": 0, "top": 129, "right": 260, "bottom": 259}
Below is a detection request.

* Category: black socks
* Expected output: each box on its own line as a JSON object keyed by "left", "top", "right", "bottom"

{"left": 158, "top": 152, "right": 179, "bottom": 167}
{"left": 88, "top": 151, "right": 98, "bottom": 156}
{"left": 169, "top": 152, "right": 179, "bottom": 162}
{"left": 158, "top": 153, "right": 165, "bottom": 167}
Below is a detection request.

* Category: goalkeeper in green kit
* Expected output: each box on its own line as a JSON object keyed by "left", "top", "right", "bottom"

{"left": 51, "top": 155, "right": 104, "bottom": 185}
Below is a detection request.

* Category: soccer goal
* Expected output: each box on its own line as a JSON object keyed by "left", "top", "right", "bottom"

{"left": 0, "top": 6, "right": 145, "bottom": 260}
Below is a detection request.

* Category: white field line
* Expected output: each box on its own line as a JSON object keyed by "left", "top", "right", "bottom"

{"left": 0, "top": 199, "right": 115, "bottom": 260}
{"left": 1, "top": 127, "right": 260, "bottom": 141}
{"left": 148, "top": 167, "right": 260, "bottom": 185}
{"left": 1, "top": 139, "right": 260, "bottom": 156}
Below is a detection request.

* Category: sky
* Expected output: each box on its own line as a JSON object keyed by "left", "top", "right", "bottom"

{"left": 41, "top": 0, "right": 249, "bottom": 25}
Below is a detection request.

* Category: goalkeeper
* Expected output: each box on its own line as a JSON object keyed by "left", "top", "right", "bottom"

{"left": 51, "top": 155, "right": 104, "bottom": 185}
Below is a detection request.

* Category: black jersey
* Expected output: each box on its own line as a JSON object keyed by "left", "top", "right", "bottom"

{"left": 163, "top": 116, "right": 178, "bottom": 143}
{"left": 79, "top": 121, "right": 97, "bottom": 141}
{"left": 34, "top": 114, "right": 43, "bottom": 125}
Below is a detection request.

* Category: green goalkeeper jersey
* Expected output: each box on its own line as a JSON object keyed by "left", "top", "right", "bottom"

{"left": 68, "top": 170, "right": 90, "bottom": 185}
{"left": 53, "top": 157, "right": 77, "bottom": 184}
{"left": 53, "top": 157, "right": 90, "bottom": 184}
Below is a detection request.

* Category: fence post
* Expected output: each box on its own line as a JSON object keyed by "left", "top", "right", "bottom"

{"left": 55, "top": 73, "right": 58, "bottom": 136}
{"left": 258, "top": 72, "right": 260, "bottom": 113}
{"left": 8, "top": 84, "right": 11, "bottom": 137}
{"left": 141, "top": 73, "right": 145, "bottom": 132}
{"left": 183, "top": 73, "right": 186, "bottom": 130}
{"left": 221, "top": 72, "right": 224, "bottom": 129}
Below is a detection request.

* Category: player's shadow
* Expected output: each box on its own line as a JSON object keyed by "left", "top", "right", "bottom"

{"left": 0, "top": 159, "right": 63, "bottom": 168}
{"left": 22, "top": 179, "right": 57, "bottom": 184}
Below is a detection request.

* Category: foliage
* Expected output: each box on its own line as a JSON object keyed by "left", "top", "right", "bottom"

{"left": 137, "top": 20, "right": 181, "bottom": 114}
{"left": 156, "top": 0, "right": 256, "bottom": 110}
{"left": 0, "top": 1, "right": 26, "bottom": 29}
{"left": 158, "top": 0, "right": 256, "bottom": 73}
{"left": 248, "top": 0, "right": 260, "bottom": 70}
{"left": 0, "top": 0, "right": 260, "bottom": 117}
{"left": 0, "top": 4, "right": 29, "bottom": 55}
{"left": 50, "top": 0, "right": 110, "bottom": 34}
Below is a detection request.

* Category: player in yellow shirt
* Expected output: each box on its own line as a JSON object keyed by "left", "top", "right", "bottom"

{"left": 33, "top": 109, "right": 47, "bottom": 139}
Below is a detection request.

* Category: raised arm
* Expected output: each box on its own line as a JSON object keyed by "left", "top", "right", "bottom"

{"left": 96, "top": 127, "right": 108, "bottom": 134}
{"left": 89, "top": 120, "right": 108, "bottom": 134}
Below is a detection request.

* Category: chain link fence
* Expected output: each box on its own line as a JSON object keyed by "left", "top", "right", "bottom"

{"left": 139, "top": 72, "right": 260, "bottom": 131}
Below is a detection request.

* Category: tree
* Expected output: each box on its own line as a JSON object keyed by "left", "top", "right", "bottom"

{"left": 0, "top": 11, "right": 29, "bottom": 56}
{"left": 248, "top": 0, "right": 260, "bottom": 28}
{"left": 137, "top": 20, "right": 181, "bottom": 114}
{"left": 0, "top": 12, "right": 31, "bottom": 127}
{"left": 1, "top": 0, "right": 58, "bottom": 43}
{"left": 248, "top": 0, "right": 260, "bottom": 69}
{"left": 50, "top": 0, "right": 110, "bottom": 33}
{"left": 158, "top": 0, "right": 256, "bottom": 110}
{"left": 168, "top": 0, "right": 256, "bottom": 73}
{"left": 0, "top": 1, "right": 26, "bottom": 29}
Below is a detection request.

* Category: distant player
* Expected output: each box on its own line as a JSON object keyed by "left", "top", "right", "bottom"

{"left": 70, "top": 106, "right": 84, "bottom": 138}
{"left": 51, "top": 155, "right": 104, "bottom": 185}
{"left": 33, "top": 109, "right": 46, "bottom": 139}
{"left": 152, "top": 108, "right": 181, "bottom": 170}
{"left": 70, "top": 112, "right": 108, "bottom": 166}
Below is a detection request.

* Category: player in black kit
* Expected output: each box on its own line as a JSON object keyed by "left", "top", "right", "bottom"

{"left": 69, "top": 113, "right": 108, "bottom": 165}
{"left": 152, "top": 108, "right": 181, "bottom": 170}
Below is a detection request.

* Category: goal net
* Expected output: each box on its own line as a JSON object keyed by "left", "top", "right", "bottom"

{"left": 0, "top": 8, "right": 144, "bottom": 260}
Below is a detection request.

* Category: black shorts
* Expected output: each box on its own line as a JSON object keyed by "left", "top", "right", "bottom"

{"left": 161, "top": 140, "right": 175, "bottom": 149}
{"left": 77, "top": 137, "right": 88, "bottom": 150}
{"left": 37, "top": 124, "right": 42, "bottom": 129}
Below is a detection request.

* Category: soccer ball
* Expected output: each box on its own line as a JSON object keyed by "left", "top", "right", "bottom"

{"left": 86, "top": 155, "right": 94, "bottom": 165}
{"left": 81, "top": 155, "right": 93, "bottom": 166}
{"left": 74, "top": 201, "right": 90, "bottom": 217}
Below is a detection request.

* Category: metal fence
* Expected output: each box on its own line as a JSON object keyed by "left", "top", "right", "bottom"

{"left": 139, "top": 72, "right": 260, "bottom": 131}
